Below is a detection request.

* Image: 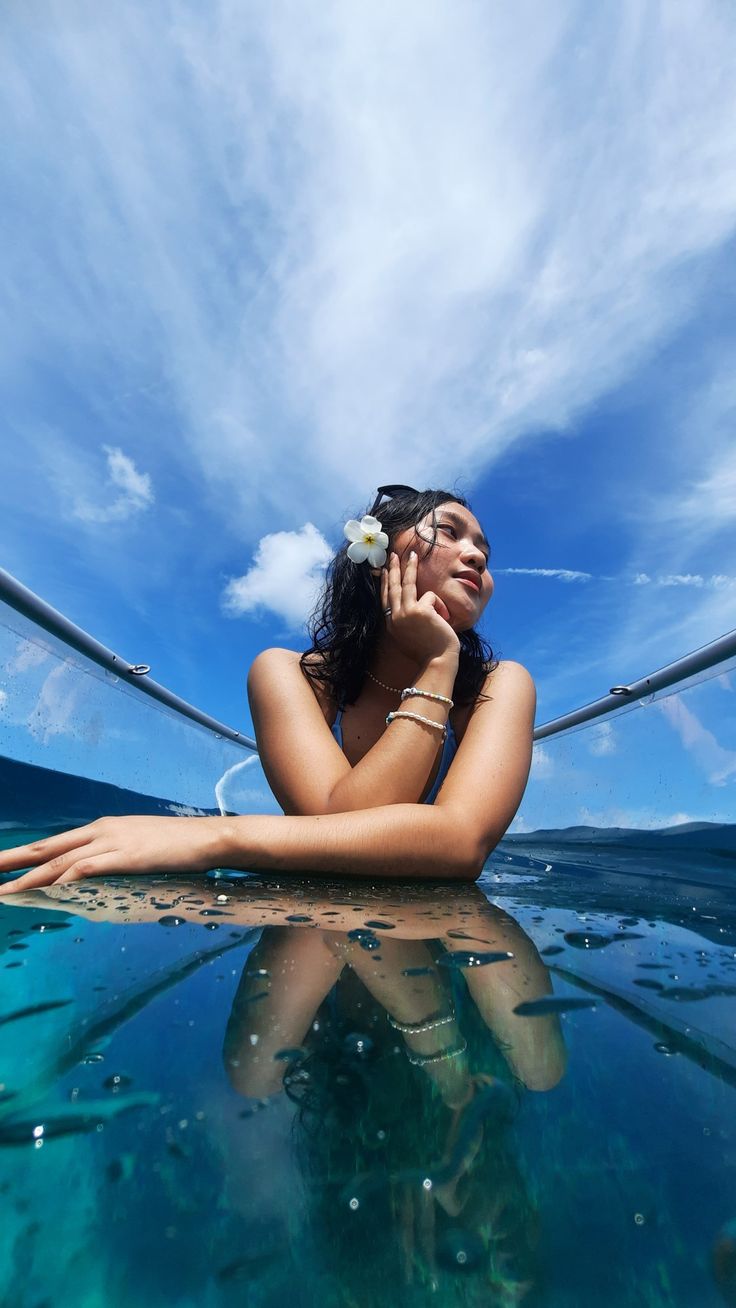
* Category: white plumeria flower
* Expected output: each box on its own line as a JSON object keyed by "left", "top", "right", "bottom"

{"left": 343, "top": 515, "right": 389, "bottom": 566}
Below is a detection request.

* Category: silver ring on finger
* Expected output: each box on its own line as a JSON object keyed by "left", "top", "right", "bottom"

{"left": 383, "top": 607, "right": 392, "bottom": 617}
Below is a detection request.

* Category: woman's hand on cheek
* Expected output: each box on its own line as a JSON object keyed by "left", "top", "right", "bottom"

{"left": 0, "top": 815, "right": 226, "bottom": 893}
{"left": 382, "top": 552, "right": 460, "bottom": 663}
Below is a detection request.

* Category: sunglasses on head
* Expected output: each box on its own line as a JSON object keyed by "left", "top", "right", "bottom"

{"left": 368, "top": 484, "right": 419, "bottom": 516}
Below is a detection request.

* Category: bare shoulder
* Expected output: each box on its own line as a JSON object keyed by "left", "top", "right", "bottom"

{"left": 247, "top": 646, "right": 305, "bottom": 683}
{"left": 247, "top": 647, "right": 332, "bottom": 717}
{"left": 483, "top": 659, "right": 536, "bottom": 694}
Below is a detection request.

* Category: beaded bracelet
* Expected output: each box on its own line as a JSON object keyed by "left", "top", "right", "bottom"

{"left": 407, "top": 1038, "right": 468, "bottom": 1068}
{"left": 401, "top": 686, "right": 454, "bottom": 707}
{"left": 388, "top": 1009, "right": 454, "bottom": 1035}
{"left": 386, "top": 710, "right": 447, "bottom": 740}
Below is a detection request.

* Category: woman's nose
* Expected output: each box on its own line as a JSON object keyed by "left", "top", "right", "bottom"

{"left": 460, "top": 543, "right": 486, "bottom": 571}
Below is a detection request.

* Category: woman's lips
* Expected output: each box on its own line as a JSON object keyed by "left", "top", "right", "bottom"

{"left": 455, "top": 577, "right": 480, "bottom": 593}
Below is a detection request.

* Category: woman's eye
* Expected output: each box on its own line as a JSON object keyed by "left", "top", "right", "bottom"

{"left": 438, "top": 523, "right": 456, "bottom": 537}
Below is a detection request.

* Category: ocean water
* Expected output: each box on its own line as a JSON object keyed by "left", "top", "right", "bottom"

{"left": 1, "top": 776, "right": 736, "bottom": 1306}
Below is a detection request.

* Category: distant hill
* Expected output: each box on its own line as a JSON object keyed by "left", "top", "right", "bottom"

{"left": 0, "top": 753, "right": 219, "bottom": 830}
{"left": 500, "top": 821, "right": 736, "bottom": 857}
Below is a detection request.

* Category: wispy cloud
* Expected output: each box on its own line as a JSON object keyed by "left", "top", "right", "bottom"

{"left": 575, "top": 805, "right": 703, "bottom": 831}
{"left": 587, "top": 722, "right": 616, "bottom": 757}
{"left": 495, "top": 568, "right": 593, "bottom": 582}
{"left": 2, "top": 2, "right": 735, "bottom": 535}
{"left": 73, "top": 446, "right": 154, "bottom": 525}
{"left": 633, "top": 573, "right": 735, "bottom": 589}
{"left": 497, "top": 568, "right": 736, "bottom": 588}
{"left": 657, "top": 695, "right": 736, "bottom": 786}
{"left": 222, "top": 524, "right": 332, "bottom": 629}
{"left": 530, "top": 744, "right": 555, "bottom": 779}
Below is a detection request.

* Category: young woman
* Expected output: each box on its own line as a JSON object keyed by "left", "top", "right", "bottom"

{"left": 0, "top": 486, "right": 536, "bottom": 891}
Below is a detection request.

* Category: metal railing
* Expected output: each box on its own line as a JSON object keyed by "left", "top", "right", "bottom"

{"left": 533, "top": 627, "right": 736, "bottom": 740}
{"left": 2, "top": 564, "right": 733, "bottom": 750}
{"left": 0, "top": 567, "right": 256, "bottom": 750}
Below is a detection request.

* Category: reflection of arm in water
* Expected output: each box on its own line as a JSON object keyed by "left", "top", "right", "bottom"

{"left": 219, "top": 893, "right": 566, "bottom": 1106}
{"left": 223, "top": 929, "right": 344, "bottom": 1099}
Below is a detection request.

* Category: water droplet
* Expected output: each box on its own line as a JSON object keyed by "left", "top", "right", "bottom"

{"left": 347, "top": 929, "right": 380, "bottom": 951}
{"left": 634, "top": 1213, "right": 645, "bottom": 1226}
{"left": 436, "top": 1227, "right": 485, "bottom": 1271}
{"left": 349, "top": 1197, "right": 359, "bottom": 1210}
{"left": 158, "top": 916, "right": 185, "bottom": 928}
{"left": 103, "top": 1073, "right": 133, "bottom": 1092}
{"left": 343, "top": 1033, "right": 373, "bottom": 1057}
{"left": 439, "top": 950, "right": 513, "bottom": 969}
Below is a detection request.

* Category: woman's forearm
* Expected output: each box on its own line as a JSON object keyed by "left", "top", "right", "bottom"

{"left": 325, "top": 652, "right": 459, "bottom": 813}
{"left": 219, "top": 803, "right": 483, "bottom": 881}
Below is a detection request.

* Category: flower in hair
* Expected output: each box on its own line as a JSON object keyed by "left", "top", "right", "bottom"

{"left": 343, "top": 515, "right": 389, "bottom": 566}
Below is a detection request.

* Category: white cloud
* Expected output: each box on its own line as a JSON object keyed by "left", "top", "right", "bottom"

{"left": 498, "top": 568, "right": 735, "bottom": 589}
{"left": 495, "top": 567, "right": 593, "bottom": 582}
{"left": 2, "top": 2, "right": 736, "bottom": 534}
{"left": 73, "top": 446, "right": 153, "bottom": 525}
{"left": 575, "top": 805, "right": 702, "bottom": 831}
{"left": 530, "top": 743, "right": 555, "bottom": 779}
{"left": 27, "top": 664, "right": 101, "bottom": 744}
{"left": 10, "top": 639, "right": 51, "bottom": 674}
{"left": 222, "top": 523, "right": 332, "bottom": 629}
{"left": 588, "top": 721, "right": 616, "bottom": 757}
{"left": 0, "top": 688, "right": 7, "bottom": 709}
{"left": 656, "top": 574, "right": 734, "bottom": 589}
{"left": 508, "top": 813, "right": 530, "bottom": 834}
{"left": 657, "top": 695, "right": 736, "bottom": 786}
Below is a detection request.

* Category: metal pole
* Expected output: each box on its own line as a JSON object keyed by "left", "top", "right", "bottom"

{"left": 0, "top": 567, "right": 256, "bottom": 750}
{"left": 534, "top": 628, "right": 736, "bottom": 741}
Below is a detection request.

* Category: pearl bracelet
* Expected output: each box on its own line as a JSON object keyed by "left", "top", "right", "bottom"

{"left": 386, "top": 710, "right": 447, "bottom": 740}
{"left": 407, "top": 1038, "right": 468, "bottom": 1068}
{"left": 389, "top": 1010, "right": 455, "bottom": 1035}
{"left": 401, "top": 686, "right": 454, "bottom": 707}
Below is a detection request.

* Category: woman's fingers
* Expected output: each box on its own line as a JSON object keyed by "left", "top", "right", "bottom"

{"left": 427, "top": 591, "right": 452, "bottom": 623}
{"left": 401, "top": 550, "right": 418, "bottom": 604}
{"left": 0, "top": 847, "right": 113, "bottom": 893}
{"left": 0, "top": 824, "right": 97, "bottom": 875}
{"left": 56, "top": 853, "right": 120, "bottom": 884}
{"left": 387, "top": 551, "right": 403, "bottom": 615}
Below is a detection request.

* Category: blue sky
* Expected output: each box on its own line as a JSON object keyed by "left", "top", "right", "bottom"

{"left": 1, "top": 0, "right": 735, "bottom": 831}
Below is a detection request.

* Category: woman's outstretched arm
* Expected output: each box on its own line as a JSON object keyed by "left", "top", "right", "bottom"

{"left": 0, "top": 804, "right": 480, "bottom": 891}
{"left": 0, "top": 662, "right": 534, "bottom": 892}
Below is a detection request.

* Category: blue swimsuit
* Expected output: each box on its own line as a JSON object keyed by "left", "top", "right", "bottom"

{"left": 330, "top": 706, "right": 458, "bottom": 804}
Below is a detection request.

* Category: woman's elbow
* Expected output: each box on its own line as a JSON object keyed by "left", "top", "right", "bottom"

{"left": 447, "top": 834, "right": 493, "bottom": 881}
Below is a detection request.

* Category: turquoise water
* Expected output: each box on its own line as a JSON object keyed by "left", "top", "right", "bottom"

{"left": 1, "top": 803, "right": 736, "bottom": 1305}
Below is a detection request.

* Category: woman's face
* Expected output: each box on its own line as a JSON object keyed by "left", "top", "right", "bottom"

{"left": 392, "top": 502, "right": 494, "bottom": 631}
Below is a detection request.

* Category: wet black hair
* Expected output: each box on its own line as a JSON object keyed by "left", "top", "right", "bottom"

{"left": 299, "top": 488, "right": 499, "bottom": 708}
